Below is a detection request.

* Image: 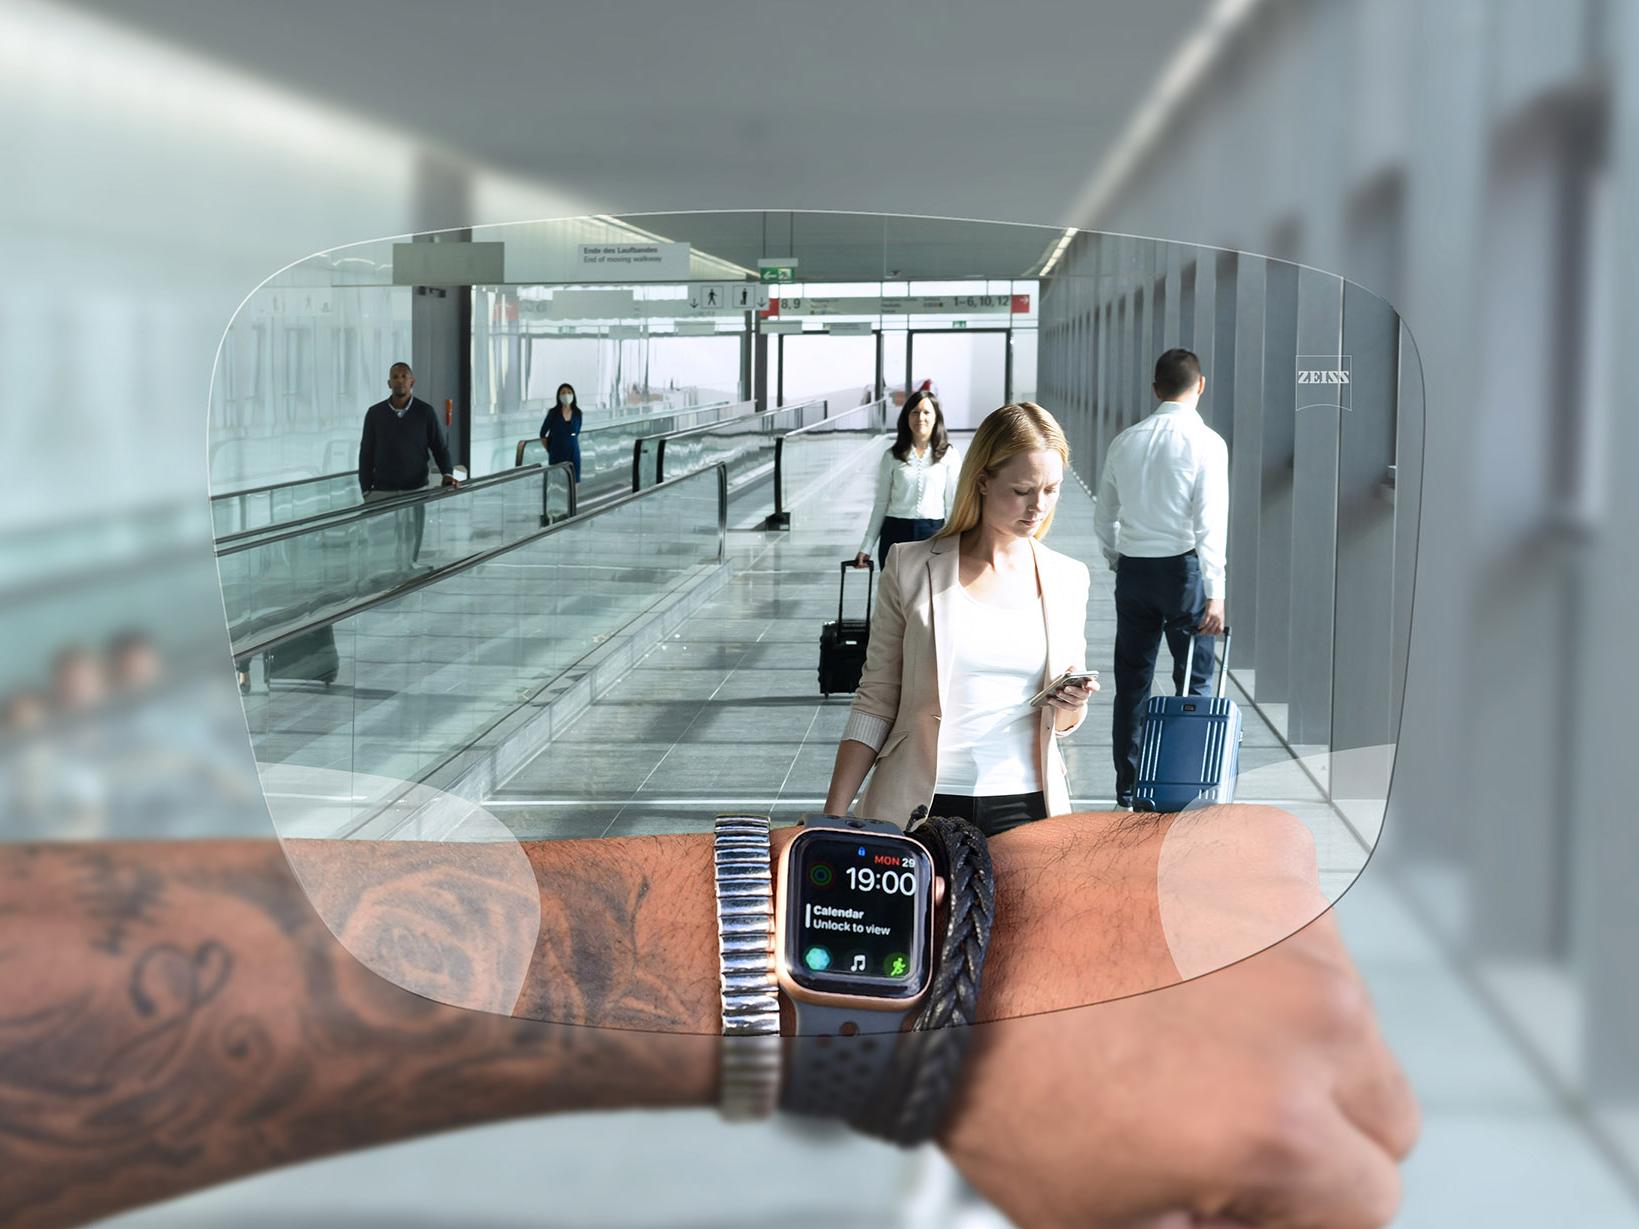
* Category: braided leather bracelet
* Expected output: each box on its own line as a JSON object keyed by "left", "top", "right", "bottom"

{"left": 852, "top": 809, "right": 996, "bottom": 1146}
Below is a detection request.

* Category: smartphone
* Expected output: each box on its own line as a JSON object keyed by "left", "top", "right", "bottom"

{"left": 1028, "top": 669, "right": 1100, "bottom": 707}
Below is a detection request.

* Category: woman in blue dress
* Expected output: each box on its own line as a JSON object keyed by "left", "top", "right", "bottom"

{"left": 539, "top": 382, "right": 583, "bottom": 482}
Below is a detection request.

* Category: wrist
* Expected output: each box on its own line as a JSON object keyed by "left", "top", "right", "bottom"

{"left": 968, "top": 812, "right": 1175, "bottom": 1021}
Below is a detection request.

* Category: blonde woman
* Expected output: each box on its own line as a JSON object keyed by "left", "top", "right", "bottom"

{"left": 824, "top": 403, "right": 1097, "bottom": 834}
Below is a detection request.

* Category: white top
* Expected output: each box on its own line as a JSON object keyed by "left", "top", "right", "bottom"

{"left": 860, "top": 443, "right": 961, "bottom": 556}
{"left": 1092, "top": 401, "right": 1229, "bottom": 598}
{"left": 932, "top": 586, "right": 1046, "bottom": 795}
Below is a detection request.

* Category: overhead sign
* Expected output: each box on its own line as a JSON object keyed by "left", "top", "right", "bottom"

{"left": 825, "top": 322, "right": 875, "bottom": 335}
{"left": 687, "top": 282, "right": 767, "bottom": 311}
{"left": 576, "top": 241, "right": 691, "bottom": 280}
{"left": 762, "top": 320, "right": 806, "bottom": 334}
{"left": 758, "top": 257, "right": 798, "bottom": 284}
{"left": 674, "top": 322, "right": 720, "bottom": 336}
{"left": 773, "top": 293, "right": 1024, "bottom": 317}
{"left": 689, "top": 283, "right": 733, "bottom": 311}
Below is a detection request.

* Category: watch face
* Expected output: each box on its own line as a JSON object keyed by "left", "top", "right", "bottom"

{"left": 785, "top": 830, "right": 933, "bottom": 1000}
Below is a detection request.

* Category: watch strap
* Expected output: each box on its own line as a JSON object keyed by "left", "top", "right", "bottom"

{"left": 782, "top": 1000, "right": 908, "bottom": 1120}
{"left": 854, "top": 810, "right": 995, "bottom": 1145}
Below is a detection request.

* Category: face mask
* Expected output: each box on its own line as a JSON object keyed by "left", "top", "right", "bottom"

{"left": 558, "top": 393, "right": 573, "bottom": 406}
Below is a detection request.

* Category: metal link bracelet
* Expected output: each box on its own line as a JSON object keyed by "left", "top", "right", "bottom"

{"left": 713, "top": 814, "right": 781, "bottom": 1120}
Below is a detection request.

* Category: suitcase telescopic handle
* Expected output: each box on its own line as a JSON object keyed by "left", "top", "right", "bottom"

{"left": 1181, "top": 624, "right": 1232, "bottom": 698}
{"left": 839, "top": 558, "right": 874, "bottom": 624}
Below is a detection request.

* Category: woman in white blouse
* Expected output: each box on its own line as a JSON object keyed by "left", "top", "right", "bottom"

{"left": 825, "top": 402, "right": 1098, "bottom": 835}
{"left": 853, "top": 390, "right": 961, "bottom": 569}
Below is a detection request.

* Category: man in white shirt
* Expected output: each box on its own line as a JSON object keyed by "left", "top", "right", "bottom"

{"left": 1092, "top": 348, "right": 1229, "bottom": 807}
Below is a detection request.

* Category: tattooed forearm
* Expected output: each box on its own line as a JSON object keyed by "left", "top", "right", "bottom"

{"left": 68, "top": 849, "right": 165, "bottom": 955}
{"left": 0, "top": 839, "right": 718, "bottom": 1229}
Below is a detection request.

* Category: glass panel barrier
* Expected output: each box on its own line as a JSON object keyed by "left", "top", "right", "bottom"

{"left": 639, "top": 397, "right": 828, "bottom": 493}
{"left": 472, "top": 391, "right": 734, "bottom": 476}
{"left": 542, "top": 461, "right": 577, "bottom": 524}
{"left": 519, "top": 399, "right": 755, "bottom": 504}
{"left": 210, "top": 470, "right": 364, "bottom": 538}
{"left": 219, "top": 466, "right": 547, "bottom": 655}
{"left": 774, "top": 398, "right": 893, "bottom": 522}
{"left": 247, "top": 463, "right": 725, "bottom": 829}
{"left": 213, "top": 467, "right": 527, "bottom": 553}
{"left": 478, "top": 394, "right": 737, "bottom": 475}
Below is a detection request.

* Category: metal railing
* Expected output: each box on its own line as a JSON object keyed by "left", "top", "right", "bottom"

{"left": 210, "top": 468, "right": 363, "bottom": 538}
{"left": 213, "top": 464, "right": 565, "bottom": 550}
{"left": 218, "top": 462, "right": 575, "bottom": 655}
{"left": 515, "top": 399, "right": 757, "bottom": 508}
{"left": 766, "top": 397, "right": 893, "bottom": 528}
{"left": 631, "top": 397, "right": 830, "bottom": 493}
{"left": 236, "top": 464, "right": 729, "bottom": 809}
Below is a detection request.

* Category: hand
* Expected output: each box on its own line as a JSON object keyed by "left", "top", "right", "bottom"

{"left": 853, "top": 552, "right": 871, "bottom": 568}
{"left": 1199, "top": 598, "right": 1225, "bottom": 635}
{"left": 442, "top": 474, "right": 461, "bottom": 488}
{"left": 942, "top": 808, "right": 1418, "bottom": 1228}
{"left": 1043, "top": 674, "right": 1098, "bottom": 729}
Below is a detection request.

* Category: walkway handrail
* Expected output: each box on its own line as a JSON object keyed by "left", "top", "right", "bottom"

{"left": 514, "top": 399, "right": 756, "bottom": 468}
{"left": 769, "top": 397, "right": 890, "bottom": 523}
{"left": 210, "top": 468, "right": 356, "bottom": 503}
{"left": 234, "top": 462, "right": 727, "bottom": 662}
{"left": 630, "top": 397, "right": 828, "bottom": 491}
{"left": 213, "top": 464, "right": 549, "bottom": 552}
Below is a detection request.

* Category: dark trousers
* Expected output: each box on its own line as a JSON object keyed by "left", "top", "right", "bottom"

{"left": 1112, "top": 553, "right": 1215, "bottom": 802}
{"left": 878, "top": 516, "right": 943, "bottom": 564}
{"left": 929, "top": 791, "right": 1048, "bottom": 838}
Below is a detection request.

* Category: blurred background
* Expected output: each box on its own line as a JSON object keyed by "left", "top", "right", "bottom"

{"left": 2, "top": 0, "right": 1634, "bottom": 1224}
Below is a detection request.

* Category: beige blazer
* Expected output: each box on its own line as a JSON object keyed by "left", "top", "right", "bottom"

{"left": 850, "top": 534, "right": 1092, "bottom": 827}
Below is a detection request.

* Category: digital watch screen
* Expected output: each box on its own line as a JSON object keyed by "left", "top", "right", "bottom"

{"left": 784, "top": 831, "right": 933, "bottom": 1000}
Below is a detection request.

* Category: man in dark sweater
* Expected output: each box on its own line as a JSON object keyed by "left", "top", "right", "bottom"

{"left": 358, "top": 362, "right": 459, "bottom": 566}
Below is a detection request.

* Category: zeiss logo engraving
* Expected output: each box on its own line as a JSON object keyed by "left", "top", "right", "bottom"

{"left": 1295, "top": 355, "right": 1351, "bottom": 412}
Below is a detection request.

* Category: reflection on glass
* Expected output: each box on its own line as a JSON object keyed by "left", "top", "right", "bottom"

{"left": 201, "top": 211, "right": 1419, "bottom": 1030}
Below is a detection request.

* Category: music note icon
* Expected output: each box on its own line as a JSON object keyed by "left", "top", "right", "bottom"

{"left": 850, "top": 954, "right": 867, "bottom": 972}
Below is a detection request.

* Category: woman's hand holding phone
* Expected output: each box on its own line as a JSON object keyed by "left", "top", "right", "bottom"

{"left": 1032, "top": 669, "right": 1101, "bottom": 711}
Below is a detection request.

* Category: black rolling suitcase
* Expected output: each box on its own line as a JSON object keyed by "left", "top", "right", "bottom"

{"left": 819, "top": 560, "right": 873, "bottom": 696}
{"left": 263, "top": 626, "right": 341, "bottom": 688}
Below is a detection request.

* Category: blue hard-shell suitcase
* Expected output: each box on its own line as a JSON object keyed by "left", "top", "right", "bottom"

{"left": 1133, "top": 627, "right": 1242, "bottom": 812}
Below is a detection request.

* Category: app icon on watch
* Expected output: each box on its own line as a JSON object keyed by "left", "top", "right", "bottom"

{"left": 884, "top": 952, "right": 910, "bottom": 978}
{"left": 808, "top": 864, "right": 834, "bottom": 888}
{"left": 803, "top": 945, "right": 832, "bottom": 971}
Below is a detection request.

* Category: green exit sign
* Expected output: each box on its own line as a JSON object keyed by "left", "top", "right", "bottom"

{"left": 759, "top": 266, "right": 795, "bottom": 283}
{"left": 952, "top": 320, "right": 968, "bottom": 329}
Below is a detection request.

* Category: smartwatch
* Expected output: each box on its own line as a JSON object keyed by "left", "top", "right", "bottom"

{"left": 774, "top": 815, "right": 941, "bottom": 1121}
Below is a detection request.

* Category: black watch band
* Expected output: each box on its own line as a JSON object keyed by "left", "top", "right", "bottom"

{"left": 853, "top": 810, "right": 995, "bottom": 1145}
